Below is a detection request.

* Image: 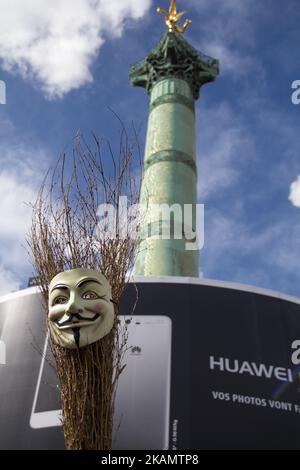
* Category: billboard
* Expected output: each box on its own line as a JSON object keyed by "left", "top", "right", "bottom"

{"left": 0, "top": 277, "right": 300, "bottom": 449}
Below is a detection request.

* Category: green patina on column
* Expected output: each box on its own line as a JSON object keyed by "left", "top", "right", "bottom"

{"left": 130, "top": 25, "right": 219, "bottom": 277}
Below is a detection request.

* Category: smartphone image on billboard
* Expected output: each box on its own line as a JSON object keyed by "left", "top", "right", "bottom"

{"left": 30, "top": 315, "right": 172, "bottom": 450}
{"left": 113, "top": 315, "right": 172, "bottom": 450}
{"left": 29, "top": 331, "right": 62, "bottom": 429}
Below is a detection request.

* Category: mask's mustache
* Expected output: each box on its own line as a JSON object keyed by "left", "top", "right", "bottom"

{"left": 55, "top": 312, "right": 100, "bottom": 327}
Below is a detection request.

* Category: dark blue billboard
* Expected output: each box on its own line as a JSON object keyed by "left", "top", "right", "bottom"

{"left": 0, "top": 277, "right": 300, "bottom": 449}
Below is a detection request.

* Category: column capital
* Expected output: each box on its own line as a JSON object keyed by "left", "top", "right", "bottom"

{"left": 129, "top": 31, "right": 219, "bottom": 100}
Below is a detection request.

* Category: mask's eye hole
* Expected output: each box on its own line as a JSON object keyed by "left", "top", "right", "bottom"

{"left": 53, "top": 296, "right": 68, "bottom": 305}
{"left": 82, "top": 291, "right": 99, "bottom": 300}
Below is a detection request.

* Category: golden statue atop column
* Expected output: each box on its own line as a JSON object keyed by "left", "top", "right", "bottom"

{"left": 157, "top": 0, "right": 192, "bottom": 33}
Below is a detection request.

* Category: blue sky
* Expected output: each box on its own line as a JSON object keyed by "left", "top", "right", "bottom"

{"left": 0, "top": 0, "right": 300, "bottom": 297}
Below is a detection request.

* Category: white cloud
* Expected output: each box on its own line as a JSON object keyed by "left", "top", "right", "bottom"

{"left": 0, "top": 265, "right": 20, "bottom": 296}
{"left": 0, "top": 0, "right": 151, "bottom": 99}
{"left": 0, "top": 117, "right": 49, "bottom": 294}
{"left": 0, "top": 171, "right": 37, "bottom": 238}
{"left": 189, "top": 0, "right": 265, "bottom": 81}
{"left": 189, "top": 0, "right": 256, "bottom": 44}
{"left": 201, "top": 42, "right": 264, "bottom": 80}
{"left": 202, "top": 205, "right": 300, "bottom": 296}
{"left": 197, "top": 96, "right": 300, "bottom": 295}
{"left": 197, "top": 102, "right": 253, "bottom": 199}
{"left": 289, "top": 175, "right": 300, "bottom": 208}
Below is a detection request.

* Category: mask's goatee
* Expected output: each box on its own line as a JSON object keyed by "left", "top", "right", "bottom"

{"left": 72, "top": 327, "right": 80, "bottom": 348}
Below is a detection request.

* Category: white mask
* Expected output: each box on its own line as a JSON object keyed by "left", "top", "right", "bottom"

{"left": 48, "top": 268, "right": 115, "bottom": 349}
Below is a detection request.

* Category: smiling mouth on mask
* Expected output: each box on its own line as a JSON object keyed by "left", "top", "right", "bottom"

{"left": 55, "top": 312, "right": 100, "bottom": 327}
